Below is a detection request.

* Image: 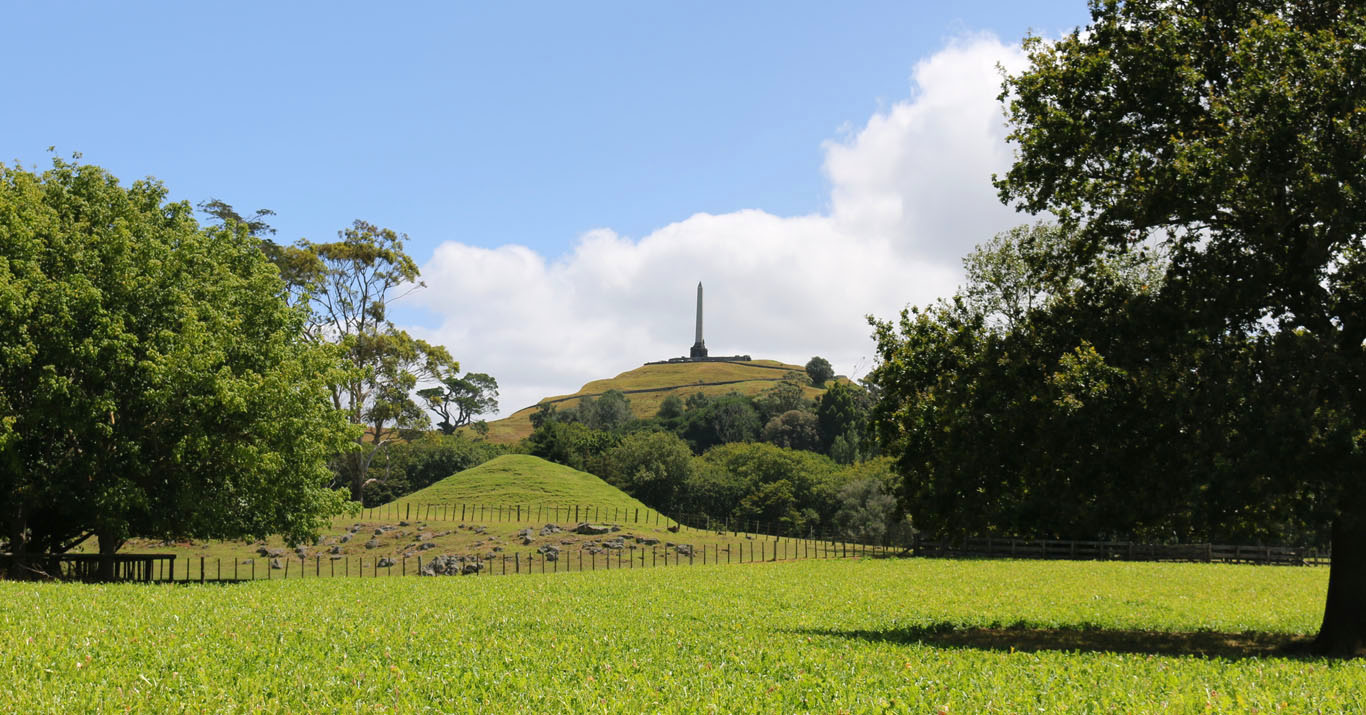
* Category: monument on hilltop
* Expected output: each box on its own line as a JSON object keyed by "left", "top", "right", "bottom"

{"left": 646, "top": 282, "right": 751, "bottom": 365}
{"left": 689, "top": 282, "right": 708, "bottom": 359}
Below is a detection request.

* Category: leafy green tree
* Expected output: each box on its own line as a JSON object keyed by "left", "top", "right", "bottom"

{"left": 284, "top": 220, "right": 456, "bottom": 501}
{"left": 760, "top": 410, "right": 821, "bottom": 452}
{"left": 754, "top": 379, "right": 810, "bottom": 422}
{"left": 582, "top": 389, "right": 634, "bottom": 431}
{"left": 991, "top": 0, "right": 1366, "bottom": 655}
{"left": 0, "top": 158, "right": 354, "bottom": 578}
{"left": 656, "top": 394, "right": 684, "bottom": 421}
{"left": 526, "top": 420, "right": 619, "bottom": 473}
{"left": 832, "top": 479, "right": 899, "bottom": 544}
{"left": 871, "top": 226, "right": 1185, "bottom": 545}
{"left": 596, "top": 431, "right": 694, "bottom": 509}
{"left": 688, "top": 442, "right": 840, "bottom": 530}
{"left": 734, "top": 480, "right": 806, "bottom": 535}
{"left": 816, "top": 381, "right": 869, "bottom": 459}
{"left": 417, "top": 371, "right": 499, "bottom": 435}
{"left": 804, "top": 356, "right": 834, "bottom": 387}
{"left": 680, "top": 392, "right": 761, "bottom": 452}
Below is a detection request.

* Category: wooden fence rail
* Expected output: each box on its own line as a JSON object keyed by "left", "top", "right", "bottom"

{"left": 4, "top": 502, "right": 1329, "bottom": 584}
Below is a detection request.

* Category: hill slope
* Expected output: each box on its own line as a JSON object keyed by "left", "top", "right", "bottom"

{"left": 482, "top": 359, "right": 823, "bottom": 443}
{"left": 392, "top": 454, "right": 653, "bottom": 512}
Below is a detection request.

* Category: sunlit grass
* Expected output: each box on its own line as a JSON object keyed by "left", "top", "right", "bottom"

{"left": 2, "top": 559, "right": 1359, "bottom": 713}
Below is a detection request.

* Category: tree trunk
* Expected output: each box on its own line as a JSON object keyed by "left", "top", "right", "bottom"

{"left": 4, "top": 504, "right": 29, "bottom": 580}
{"left": 97, "top": 529, "right": 123, "bottom": 582}
{"left": 1312, "top": 515, "right": 1366, "bottom": 656}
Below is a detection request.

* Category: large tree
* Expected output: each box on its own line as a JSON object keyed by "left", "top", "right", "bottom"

{"left": 417, "top": 371, "right": 499, "bottom": 435}
{"left": 0, "top": 158, "right": 354, "bottom": 578}
{"left": 284, "top": 221, "right": 456, "bottom": 501}
{"left": 972, "top": 0, "right": 1359, "bottom": 654}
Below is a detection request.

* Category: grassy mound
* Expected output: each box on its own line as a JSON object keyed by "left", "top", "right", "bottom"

{"left": 392, "top": 454, "right": 652, "bottom": 512}
{"left": 482, "top": 359, "right": 823, "bottom": 443}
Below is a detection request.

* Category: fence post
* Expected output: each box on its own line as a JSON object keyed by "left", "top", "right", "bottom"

{"left": 515, "top": 553, "right": 520, "bottom": 574}
{"left": 517, "top": 505, "right": 521, "bottom": 522}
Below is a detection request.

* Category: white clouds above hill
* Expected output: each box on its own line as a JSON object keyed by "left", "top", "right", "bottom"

{"left": 409, "top": 34, "right": 1031, "bottom": 416}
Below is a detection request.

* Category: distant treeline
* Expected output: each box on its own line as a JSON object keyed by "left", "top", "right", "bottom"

{"left": 362, "top": 376, "right": 903, "bottom": 542}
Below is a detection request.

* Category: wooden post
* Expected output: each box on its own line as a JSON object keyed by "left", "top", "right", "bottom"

{"left": 406, "top": 504, "right": 410, "bottom": 521}
{"left": 316, "top": 555, "right": 320, "bottom": 577}
{"left": 635, "top": 508, "right": 639, "bottom": 524}
{"left": 653, "top": 548, "right": 657, "bottom": 567}
{"left": 283, "top": 558, "right": 288, "bottom": 579}
{"left": 517, "top": 505, "right": 521, "bottom": 522}
{"left": 251, "top": 559, "right": 255, "bottom": 581}
{"left": 515, "top": 553, "right": 520, "bottom": 574}
{"left": 403, "top": 556, "right": 407, "bottom": 577}
{"left": 199, "top": 556, "right": 205, "bottom": 583}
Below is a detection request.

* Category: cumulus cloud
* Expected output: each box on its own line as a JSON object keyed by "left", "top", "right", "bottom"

{"left": 409, "top": 34, "right": 1031, "bottom": 416}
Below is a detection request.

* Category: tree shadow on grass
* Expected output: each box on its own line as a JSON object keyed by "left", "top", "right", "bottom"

{"left": 791, "top": 623, "right": 1319, "bottom": 660}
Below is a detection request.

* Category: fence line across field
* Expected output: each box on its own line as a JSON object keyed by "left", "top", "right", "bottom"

{"left": 10, "top": 500, "right": 1331, "bottom": 582}
{"left": 116, "top": 532, "right": 874, "bottom": 583}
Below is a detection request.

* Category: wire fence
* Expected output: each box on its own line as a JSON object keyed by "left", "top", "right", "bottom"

{"left": 5, "top": 501, "right": 1330, "bottom": 583}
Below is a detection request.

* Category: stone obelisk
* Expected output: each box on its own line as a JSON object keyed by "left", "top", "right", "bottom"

{"left": 689, "top": 282, "right": 708, "bottom": 359}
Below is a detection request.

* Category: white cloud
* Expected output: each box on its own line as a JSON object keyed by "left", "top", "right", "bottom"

{"left": 409, "top": 34, "right": 1031, "bottom": 417}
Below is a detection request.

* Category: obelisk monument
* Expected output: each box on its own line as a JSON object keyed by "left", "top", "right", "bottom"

{"left": 689, "top": 282, "right": 708, "bottom": 359}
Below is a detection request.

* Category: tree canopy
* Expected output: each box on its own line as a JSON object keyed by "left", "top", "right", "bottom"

{"left": 0, "top": 158, "right": 355, "bottom": 577}
{"left": 873, "top": 0, "right": 1366, "bottom": 655}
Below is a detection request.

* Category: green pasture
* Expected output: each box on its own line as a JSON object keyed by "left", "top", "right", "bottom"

{"left": 482, "top": 359, "right": 821, "bottom": 443}
{"left": 3, "top": 559, "right": 1360, "bottom": 712}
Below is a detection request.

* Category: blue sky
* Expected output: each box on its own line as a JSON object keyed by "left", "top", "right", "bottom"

{"left": 6, "top": 1, "right": 1091, "bottom": 413}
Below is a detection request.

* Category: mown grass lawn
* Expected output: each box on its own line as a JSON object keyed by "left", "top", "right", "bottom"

{"left": 2, "top": 559, "right": 1360, "bottom": 713}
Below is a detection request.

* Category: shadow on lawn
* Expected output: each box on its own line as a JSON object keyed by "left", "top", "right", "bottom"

{"left": 793, "top": 623, "right": 1318, "bottom": 660}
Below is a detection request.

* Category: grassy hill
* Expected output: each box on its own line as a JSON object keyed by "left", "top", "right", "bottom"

{"left": 392, "top": 454, "right": 651, "bottom": 512}
{"left": 89, "top": 453, "right": 837, "bottom": 575}
{"left": 481, "top": 359, "right": 826, "bottom": 443}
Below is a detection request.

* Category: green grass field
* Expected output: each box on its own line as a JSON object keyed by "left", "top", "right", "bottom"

{"left": 3, "top": 559, "right": 1360, "bottom": 712}
{"left": 481, "top": 359, "right": 825, "bottom": 443}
